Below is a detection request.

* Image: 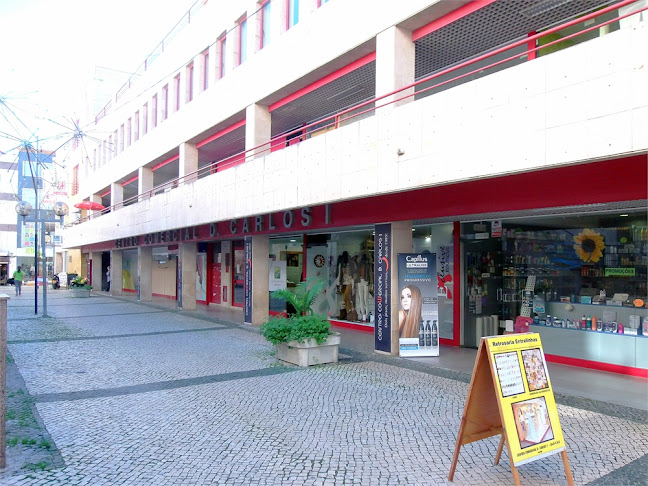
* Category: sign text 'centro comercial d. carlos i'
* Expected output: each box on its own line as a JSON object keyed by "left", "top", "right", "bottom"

{"left": 114, "top": 205, "right": 332, "bottom": 248}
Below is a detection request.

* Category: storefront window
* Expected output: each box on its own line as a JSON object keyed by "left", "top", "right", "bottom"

{"left": 462, "top": 211, "right": 647, "bottom": 348}
{"left": 413, "top": 223, "right": 455, "bottom": 341}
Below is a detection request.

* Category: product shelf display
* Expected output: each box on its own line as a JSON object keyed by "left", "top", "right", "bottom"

{"left": 501, "top": 225, "right": 648, "bottom": 340}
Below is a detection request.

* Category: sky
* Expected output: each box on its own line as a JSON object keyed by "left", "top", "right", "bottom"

{"left": 0, "top": 0, "right": 197, "bottom": 155}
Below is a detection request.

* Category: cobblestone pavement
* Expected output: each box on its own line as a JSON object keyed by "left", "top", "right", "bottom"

{"left": 1, "top": 290, "right": 647, "bottom": 485}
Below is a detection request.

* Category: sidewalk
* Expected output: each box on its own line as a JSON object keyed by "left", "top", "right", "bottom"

{"left": 1, "top": 286, "right": 647, "bottom": 485}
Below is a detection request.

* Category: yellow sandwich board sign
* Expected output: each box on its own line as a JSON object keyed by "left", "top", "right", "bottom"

{"left": 449, "top": 333, "right": 573, "bottom": 485}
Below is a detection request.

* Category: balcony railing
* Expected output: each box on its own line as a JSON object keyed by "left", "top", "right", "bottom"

{"left": 69, "top": 0, "right": 645, "bottom": 227}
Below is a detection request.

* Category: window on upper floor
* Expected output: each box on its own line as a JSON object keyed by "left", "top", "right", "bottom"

{"left": 260, "top": 0, "right": 271, "bottom": 49}
{"left": 201, "top": 49, "right": 209, "bottom": 91}
{"left": 174, "top": 74, "right": 181, "bottom": 111}
{"left": 186, "top": 63, "right": 194, "bottom": 102}
{"left": 72, "top": 165, "right": 79, "bottom": 195}
{"left": 152, "top": 94, "right": 159, "bottom": 127}
{"left": 108, "top": 134, "right": 113, "bottom": 160}
{"left": 114, "top": 130, "right": 119, "bottom": 156}
{"left": 287, "top": 0, "right": 299, "bottom": 30}
{"left": 162, "top": 85, "right": 169, "bottom": 121}
{"left": 239, "top": 16, "right": 247, "bottom": 65}
{"left": 134, "top": 111, "right": 140, "bottom": 142}
{"left": 218, "top": 35, "right": 227, "bottom": 79}
{"left": 126, "top": 118, "right": 132, "bottom": 147}
{"left": 142, "top": 103, "right": 148, "bottom": 135}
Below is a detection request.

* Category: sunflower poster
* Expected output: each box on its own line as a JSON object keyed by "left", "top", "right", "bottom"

{"left": 487, "top": 334, "right": 566, "bottom": 466}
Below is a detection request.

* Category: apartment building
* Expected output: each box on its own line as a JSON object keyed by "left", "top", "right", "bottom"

{"left": 63, "top": 0, "right": 648, "bottom": 376}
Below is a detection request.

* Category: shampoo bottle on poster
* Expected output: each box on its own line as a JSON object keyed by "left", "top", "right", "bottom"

{"left": 581, "top": 315, "right": 587, "bottom": 329}
{"left": 425, "top": 320, "right": 431, "bottom": 347}
{"left": 419, "top": 320, "right": 425, "bottom": 347}
{"left": 592, "top": 315, "right": 597, "bottom": 331}
{"left": 431, "top": 320, "right": 439, "bottom": 347}
{"left": 586, "top": 315, "right": 592, "bottom": 330}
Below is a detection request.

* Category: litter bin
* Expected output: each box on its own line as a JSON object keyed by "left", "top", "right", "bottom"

{"left": 67, "top": 273, "right": 78, "bottom": 288}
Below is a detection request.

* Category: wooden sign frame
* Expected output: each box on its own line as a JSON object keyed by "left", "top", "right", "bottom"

{"left": 448, "top": 335, "right": 574, "bottom": 485}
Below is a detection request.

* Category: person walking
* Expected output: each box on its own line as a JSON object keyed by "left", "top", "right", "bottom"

{"left": 13, "top": 266, "right": 25, "bottom": 296}
{"left": 106, "top": 266, "right": 111, "bottom": 292}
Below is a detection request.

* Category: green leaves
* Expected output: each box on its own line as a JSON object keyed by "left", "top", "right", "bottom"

{"left": 270, "top": 277, "right": 326, "bottom": 316}
{"left": 260, "top": 314, "right": 331, "bottom": 345}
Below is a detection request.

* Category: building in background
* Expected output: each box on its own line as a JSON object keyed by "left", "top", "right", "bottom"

{"left": 62, "top": 0, "right": 647, "bottom": 376}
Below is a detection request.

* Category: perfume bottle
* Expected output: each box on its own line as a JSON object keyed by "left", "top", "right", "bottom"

{"left": 431, "top": 320, "right": 438, "bottom": 347}
{"left": 586, "top": 315, "right": 592, "bottom": 330}
{"left": 425, "top": 320, "right": 432, "bottom": 347}
{"left": 419, "top": 320, "right": 425, "bottom": 347}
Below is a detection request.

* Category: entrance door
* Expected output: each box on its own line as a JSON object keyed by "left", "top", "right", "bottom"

{"left": 211, "top": 261, "right": 222, "bottom": 304}
{"left": 462, "top": 223, "right": 503, "bottom": 347}
{"left": 232, "top": 241, "right": 244, "bottom": 308}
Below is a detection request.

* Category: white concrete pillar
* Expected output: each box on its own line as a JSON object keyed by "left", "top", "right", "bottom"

{"left": 390, "top": 220, "right": 413, "bottom": 355}
{"left": 90, "top": 251, "right": 103, "bottom": 291}
{"left": 110, "top": 182, "right": 123, "bottom": 208}
{"left": 138, "top": 246, "right": 153, "bottom": 302}
{"left": 376, "top": 26, "right": 415, "bottom": 110}
{"left": 178, "top": 242, "right": 197, "bottom": 310}
{"left": 179, "top": 142, "right": 198, "bottom": 185}
{"left": 247, "top": 0, "right": 260, "bottom": 57}
{"left": 110, "top": 250, "right": 123, "bottom": 296}
{"left": 138, "top": 166, "right": 154, "bottom": 200}
{"left": 245, "top": 103, "right": 271, "bottom": 158}
{"left": 271, "top": 0, "right": 286, "bottom": 36}
{"left": 225, "top": 21, "right": 238, "bottom": 73}
{"left": 251, "top": 234, "right": 269, "bottom": 326}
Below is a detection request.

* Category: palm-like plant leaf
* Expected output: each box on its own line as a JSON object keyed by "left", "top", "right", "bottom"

{"left": 271, "top": 277, "right": 326, "bottom": 315}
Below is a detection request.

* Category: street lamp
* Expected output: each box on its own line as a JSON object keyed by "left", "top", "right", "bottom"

{"left": 15, "top": 201, "right": 68, "bottom": 317}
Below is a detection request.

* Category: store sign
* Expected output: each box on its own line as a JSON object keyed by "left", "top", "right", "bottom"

{"left": 487, "top": 334, "right": 565, "bottom": 466}
{"left": 223, "top": 207, "right": 315, "bottom": 235}
{"left": 605, "top": 267, "right": 635, "bottom": 277}
{"left": 374, "top": 224, "right": 391, "bottom": 353}
{"left": 244, "top": 236, "right": 253, "bottom": 323}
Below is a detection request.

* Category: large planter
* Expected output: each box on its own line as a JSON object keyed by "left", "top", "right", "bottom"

{"left": 69, "top": 288, "right": 91, "bottom": 298}
{"left": 275, "top": 333, "right": 341, "bottom": 367}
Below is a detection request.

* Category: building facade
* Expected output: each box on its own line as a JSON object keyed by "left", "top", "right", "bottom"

{"left": 63, "top": 0, "right": 648, "bottom": 375}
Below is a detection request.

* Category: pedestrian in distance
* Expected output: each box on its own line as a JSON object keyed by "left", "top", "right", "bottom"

{"left": 13, "top": 266, "right": 25, "bottom": 296}
{"left": 106, "top": 266, "right": 111, "bottom": 292}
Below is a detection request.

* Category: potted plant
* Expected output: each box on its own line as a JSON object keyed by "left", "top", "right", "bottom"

{"left": 260, "top": 278, "right": 340, "bottom": 367}
{"left": 69, "top": 275, "right": 92, "bottom": 298}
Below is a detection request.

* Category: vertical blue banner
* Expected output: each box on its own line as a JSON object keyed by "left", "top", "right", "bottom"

{"left": 176, "top": 252, "right": 183, "bottom": 309}
{"left": 374, "top": 223, "right": 391, "bottom": 353}
{"left": 244, "top": 236, "right": 253, "bottom": 323}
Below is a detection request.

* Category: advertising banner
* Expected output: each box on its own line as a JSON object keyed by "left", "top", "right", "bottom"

{"left": 397, "top": 253, "right": 439, "bottom": 357}
{"left": 269, "top": 260, "right": 287, "bottom": 292}
{"left": 487, "top": 333, "right": 565, "bottom": 466}
{"left": 374, "top": 224, "right": 391, "bottom": 353}
{"left": 244, "top": 236, "right": 253, "bottom": 323}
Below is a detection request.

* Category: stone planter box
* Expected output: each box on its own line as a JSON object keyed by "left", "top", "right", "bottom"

{"left": 275, "top": 333, "right": 341, "bottom": 367}
{"left": 69, "top": 288, "right": 91, "bottom": 298}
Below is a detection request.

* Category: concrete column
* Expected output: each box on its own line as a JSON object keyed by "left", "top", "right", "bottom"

{"left": 246, "top": 0, "right": 260, "bottom": 57}
{"left": 138, "top": 246, "right": 153, "bottom": 302}
{"left": 251, "top": 234, "right": 269, "bottom": 326}
{"left": 376, "top": 26, "right": 415, "bottom": 110}
{"left": 390, "top": 220, "right": 413, "bottom": 355}
{"left": 178, "top": 242, "right": 197, "bottom": 310}
{"left": 245, "top": 103, "right": 271, "bottom": 158}
{"left": 90, "top": 251, "right": 103, "bottom": 291}
{"left": 138, "top": 166, "right": 154, "bottom": 200}
{"left": 110, "top": 250, "right": 123, "bottom": 296}
{"left": 271, "top": 0, "right": 286, "bottom": 36}
{"left": 179, "top": 142, "right": 198, "bottom": 185}
{"left": 110, "top": 182, "right": 123, "bottom": 208}
{"left": 225, "top": 22, "right": 238, "bottom": 73}
{"left": 221, "top": 241, "right": 232, "bottom": 305}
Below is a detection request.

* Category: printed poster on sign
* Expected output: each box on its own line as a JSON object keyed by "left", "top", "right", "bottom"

{"left": 397, "top": 253, "right": 439, "bottom": 357}
{"left": 487, "top": 334, "right": 566, "bottom": 466}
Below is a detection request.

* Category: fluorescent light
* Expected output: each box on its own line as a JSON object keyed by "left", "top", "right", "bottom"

{"left": 619, "top": 214, "right": 629, "bottom": 217}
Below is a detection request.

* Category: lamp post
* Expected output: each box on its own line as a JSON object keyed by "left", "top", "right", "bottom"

{"left": 15, "top": 201, "right": 68, "bottom": 317}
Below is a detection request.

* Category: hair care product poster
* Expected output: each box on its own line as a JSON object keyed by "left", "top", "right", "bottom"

{"left": 397, "top": 253, "right": 439, "bottom": 357}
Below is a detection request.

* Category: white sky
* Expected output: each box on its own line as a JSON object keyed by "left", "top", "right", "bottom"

{"left": 0, "top": 0, "right": 196, "bottom": 154}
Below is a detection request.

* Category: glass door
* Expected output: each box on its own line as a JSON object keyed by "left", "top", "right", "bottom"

{"left": 232, "top": 240, "right": 244, "bottom": 307}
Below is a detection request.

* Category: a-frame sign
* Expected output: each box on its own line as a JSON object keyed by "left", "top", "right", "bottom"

{"left": 449, "top": 333, "right": 574, "bottom": 485}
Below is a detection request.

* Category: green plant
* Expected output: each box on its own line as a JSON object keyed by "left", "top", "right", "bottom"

{"left": 270, "top": 277, "right": 326, "bottom": 316}
{"left": 70, "top": 276, "right": 92, "bottom": 289}
{"left": 261, "top": 278, "right": 332, "bottom": 345}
